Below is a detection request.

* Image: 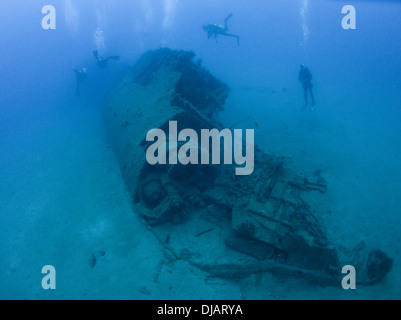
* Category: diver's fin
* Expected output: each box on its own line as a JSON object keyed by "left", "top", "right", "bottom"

{"left": 93, "top": 50, "right": 99, "bottom": 61}
{"left": 224, "top": 13, "right": 233, "bottom": 22}
{"left": 224, "top": 14, "right": 233, "bottom": 30}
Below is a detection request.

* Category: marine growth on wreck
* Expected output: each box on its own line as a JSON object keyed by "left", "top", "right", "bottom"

{"left": 103, "top": 48, "right": 392, "bottom": 286}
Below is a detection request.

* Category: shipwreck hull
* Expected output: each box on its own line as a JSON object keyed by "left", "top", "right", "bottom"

{"left": 103, "top": 48, "right": 392, "bottom": 286}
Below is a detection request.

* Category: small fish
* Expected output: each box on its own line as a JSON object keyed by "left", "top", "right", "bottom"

{"left": 89, "top": 254, "right": 97, "bottom": 268}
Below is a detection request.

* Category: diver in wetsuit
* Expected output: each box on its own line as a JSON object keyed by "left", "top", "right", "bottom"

{"left": 93, "top": 50, "right": 120, "bottom": 69}
{"left": 73, "top": 67, "right": 88, "bottom": 96}
{"left": 299, "top": 64, "right": 315, "bottom": 111}
{"left": 203, "top": 13, "right": 240, "bottom": 47}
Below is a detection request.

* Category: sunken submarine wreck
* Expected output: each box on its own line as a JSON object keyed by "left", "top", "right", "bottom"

{"left": 103, "top": 48, "right": 392, "bottom": 286}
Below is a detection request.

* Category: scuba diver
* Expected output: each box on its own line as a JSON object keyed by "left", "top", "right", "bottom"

{"left": 73, "top": 67, "right": 88, "bottom": 96}
{"left": 298, "top": 64, "right": 315, "bottom": 111}
{"left": 93, "top": 50, "right": 120, "bottom": 69}
{"left": 203, "top": 13, "right": 240, "bottom": 47}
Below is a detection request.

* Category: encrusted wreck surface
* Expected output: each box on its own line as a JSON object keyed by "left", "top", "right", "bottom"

{"left": 103, "top": 48, "right": 392, "bottom": 286}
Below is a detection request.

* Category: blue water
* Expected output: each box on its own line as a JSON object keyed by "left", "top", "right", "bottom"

{"left": 0, "top": 0, "right": 400, "bottom": 299}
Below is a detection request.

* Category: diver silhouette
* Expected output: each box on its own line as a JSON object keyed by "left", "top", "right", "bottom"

{"left": 73, "top": 67, "right": 88, "bottom": 96}
{"left": 93, "top": 50, "right": 120, "bottom": 69}
{"left": 299, "top": 64, "right": 315, "bottom": 111}
{"left": 203, "top": 14, "right": 240, "bottom": 47}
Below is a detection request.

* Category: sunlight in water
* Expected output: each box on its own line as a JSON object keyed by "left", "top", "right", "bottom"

{"left": 163, "top": 0, "right": 178, "bottom": 31}
{"left": 300, "top": 0, "right": 310, "bottom": 48}
{"left": 63, "top": 0, "right": 79, "bottom": 34}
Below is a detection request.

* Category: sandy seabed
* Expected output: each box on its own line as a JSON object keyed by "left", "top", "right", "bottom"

{"left": 0, "top": 81, "right": 400, "bottom": 299}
